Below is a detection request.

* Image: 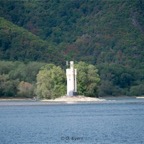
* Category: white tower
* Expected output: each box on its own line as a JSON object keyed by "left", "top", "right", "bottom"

{"left": 66, "top": 61, "right": 77, "bottom": 96}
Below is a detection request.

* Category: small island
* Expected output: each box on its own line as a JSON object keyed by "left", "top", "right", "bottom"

{"left": 42, "top": 95, "right": 105, "bottom": 103}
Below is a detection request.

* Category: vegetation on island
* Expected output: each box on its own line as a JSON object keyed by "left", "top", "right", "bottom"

{"left": 36, "top": 64, "right": 66, "bottom": 99}
{"left": 0, "top": 0, "right": 144, "bottom": 98}
{"left": 75, "top": 62, "right": 100, "bottom": 97}
{"left": 0, "top": 61, "right": 100, "bottom": 98}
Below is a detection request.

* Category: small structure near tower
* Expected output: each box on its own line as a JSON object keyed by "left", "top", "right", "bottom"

{"left": 66, "top": 61, "right": 77, "bottom": 96}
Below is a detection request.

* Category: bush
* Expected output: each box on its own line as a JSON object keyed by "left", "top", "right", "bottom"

{"left": 129, "top": 84, "right": 144, "bottom": 96}
{"left": 17, "top": 81, "right": 34, "bottom": 98}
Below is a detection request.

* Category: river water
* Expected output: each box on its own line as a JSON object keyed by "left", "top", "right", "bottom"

{"left": 0, "top": 98, "right": 144, "bottom": 144}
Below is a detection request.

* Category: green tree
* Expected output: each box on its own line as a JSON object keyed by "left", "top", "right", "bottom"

{"left": 129, "top": 84, "right": 144, "bottom": 96}
{"left": 0, "top": 74, "right": 19, "bottom": 97}
{"left": 36, "top": 64, "right": 66, "bottom": 99}
{"left": 0, "top": 61, "right": 15, "bottom": 74}
{"left": 9, "top": 62, "right": 26, "bottom": 81}
{"left": 75, "top": 61, "right": 100, "bottom": 97}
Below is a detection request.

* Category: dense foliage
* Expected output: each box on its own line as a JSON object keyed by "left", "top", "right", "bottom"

{"left": 0, "top": 0, "right": 144, "bottom": 96}
{"left": 0, "top": 17, "right": 64, "bottom": 64}
{"left": 36, "top": 64, "right": 66, "bottom": 99}
{"left": 75, "top": 62, "right": 100, "bottom": 97}
{"left": 0, "top": 61, "right": 45, "bottom": 97}
{"left": 0, "top": 61, "right": 101, "bottom": 98}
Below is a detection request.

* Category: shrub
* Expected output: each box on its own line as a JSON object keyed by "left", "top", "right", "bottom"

{"left": 17, "top": 81, "right": 34, "bottom": 98}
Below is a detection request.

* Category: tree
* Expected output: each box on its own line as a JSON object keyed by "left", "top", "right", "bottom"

{"left": 36, "top": 64, "right": 66, "bottom": 99}
{"left": 75, "top": 61, "right": 100, "bottom": 97}
{"left": 0, "top": 74, "right": 19, "bottom": 97}
{"left": 0, "top": 61, "right": 15, "bottom": 75}
{"left": 17, "top": 81, "right": 34, "bottom": 98}
{"left": 129, "top": 84, "right": 144, "bottom": 96}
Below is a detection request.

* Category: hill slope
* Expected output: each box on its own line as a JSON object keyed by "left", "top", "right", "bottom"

{"left": 0, "top": 0, "right": 144, "bottom": 64}
{"left": 0, "top": 0, "right": 144, "bottom": 96}
{"left": 0, "top": 17, "right": 64, "bottom": 64}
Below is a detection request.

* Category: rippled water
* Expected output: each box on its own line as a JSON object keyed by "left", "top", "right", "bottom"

{"left": 0, "top": 99, "right": 144, "bottom": 144}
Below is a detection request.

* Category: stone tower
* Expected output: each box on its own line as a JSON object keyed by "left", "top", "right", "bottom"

{"left": 66, "top": 61, "right": 77, "bottom": 96}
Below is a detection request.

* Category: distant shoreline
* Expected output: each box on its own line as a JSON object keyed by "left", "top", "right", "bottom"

{"left": 0, "top": 96, "right": 144, "bottom": 106}
{"left": 0, "top": 96, "right": 144, "bottom": 102}
{"left": 0, "top": 97, "right": 34, "bottom": 101}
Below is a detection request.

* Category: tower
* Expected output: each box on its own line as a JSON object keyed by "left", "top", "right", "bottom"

{"left": 66, "top": 61, "right": 77, "bottom": 96}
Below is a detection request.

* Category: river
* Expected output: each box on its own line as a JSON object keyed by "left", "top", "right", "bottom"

{"left": 0, "top": 98, "right": 144, "bottom": 144}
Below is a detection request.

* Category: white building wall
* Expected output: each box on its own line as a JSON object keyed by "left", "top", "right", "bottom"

{"left": 66, "top": 61, "right": 77, "bottom": 96}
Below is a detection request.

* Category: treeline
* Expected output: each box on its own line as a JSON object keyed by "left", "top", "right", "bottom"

{"left": 0, "top": 61, "right": 45, "bottom": 97}
{"left": 0, "top": 61, "right": 100, "bottom": 98}
{"left": 98, "top": 64, "right": 144, "bottom": 96}
{"left": 0, "top": 60, "right": 144, "bottom": 98}
{"left": 0, "top": 1, "right": 144, "bottom": 97}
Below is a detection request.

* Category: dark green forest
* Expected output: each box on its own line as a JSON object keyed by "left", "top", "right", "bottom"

{"left": 0, "top": 0, "right": 144, "bottom": 97}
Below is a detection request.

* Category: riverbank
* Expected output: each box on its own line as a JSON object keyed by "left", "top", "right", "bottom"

{"left": 0, "top": 96, "right": 105, "bottom": 105}
{"left": 0, "top": 96, "right": 144, "bottom": 101}
{"left": 0, "top": 96, "right": 144, "bottom": 105}
{"left": 41, "top": 95, "right": 144, "bottom": 104}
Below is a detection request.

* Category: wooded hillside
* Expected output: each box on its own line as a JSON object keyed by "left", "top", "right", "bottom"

{"left": 0, "top": 0, "right": 144, "bottom": 96}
